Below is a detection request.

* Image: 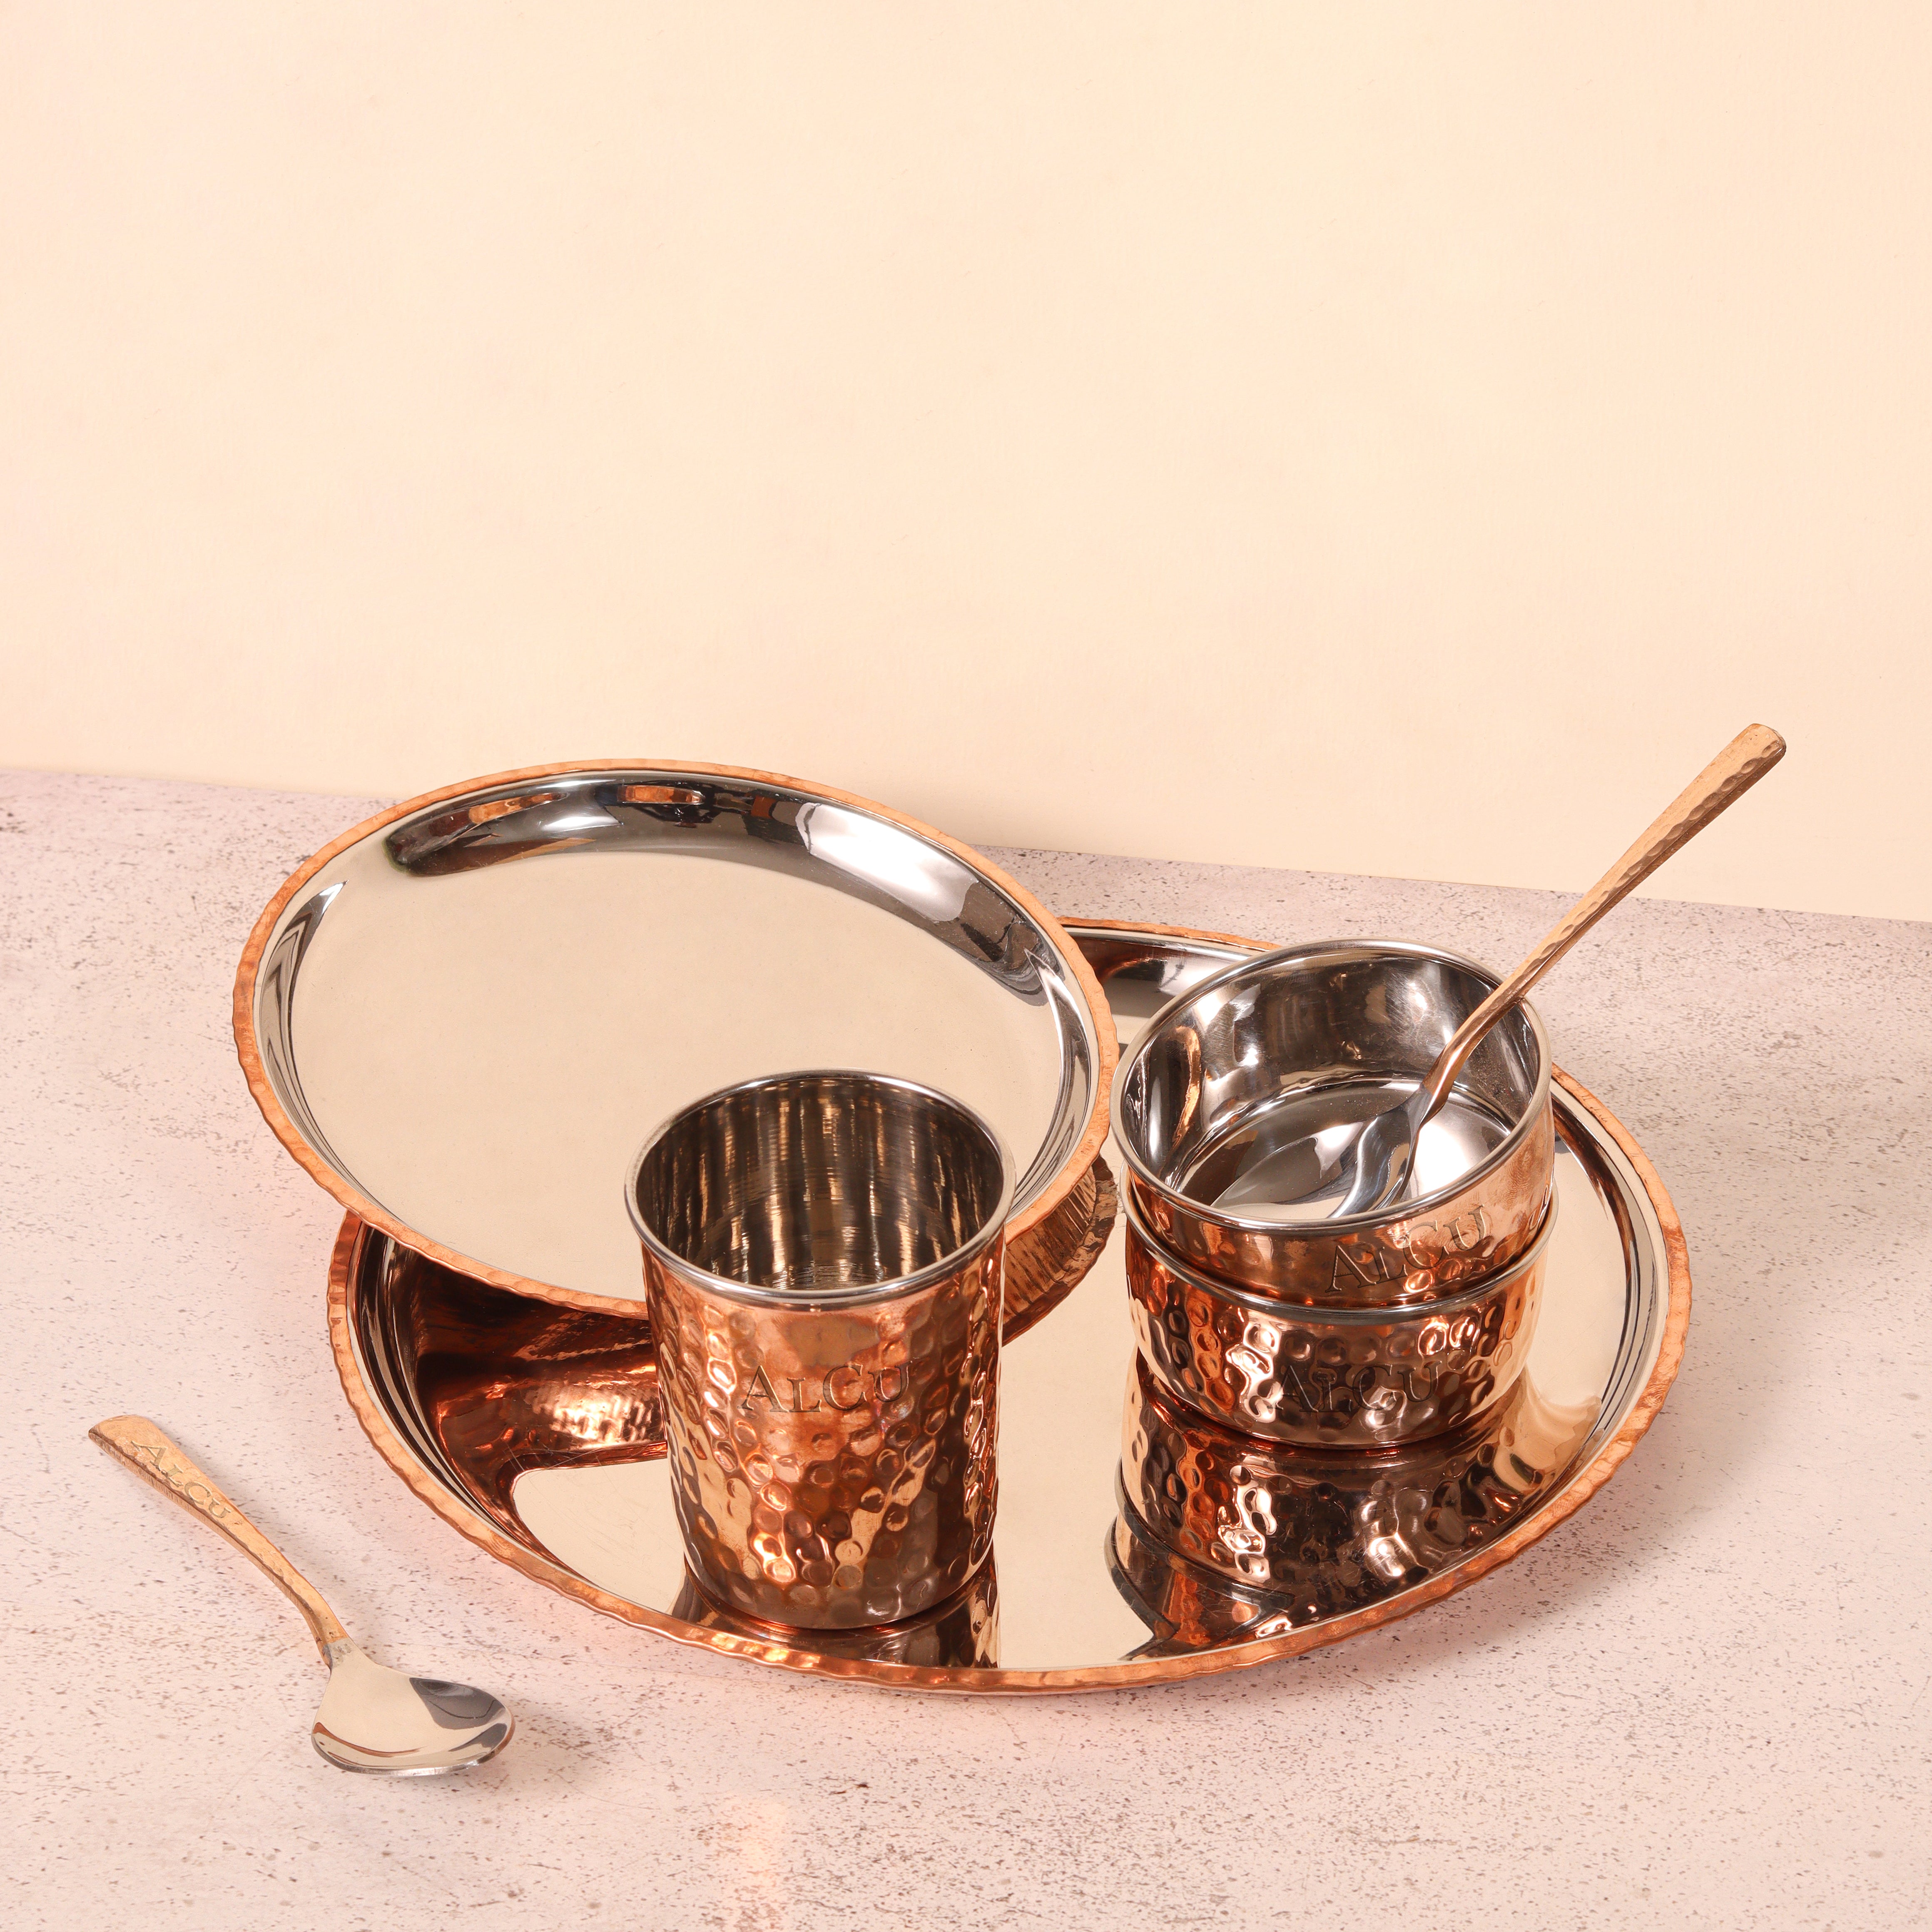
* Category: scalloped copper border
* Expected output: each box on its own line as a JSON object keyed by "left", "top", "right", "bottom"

{"left": 325, "top": 919, "right": 1689, "bottom": 1694}
{"left": 237, "top": 759, "right": 1118, "bottom": 1317}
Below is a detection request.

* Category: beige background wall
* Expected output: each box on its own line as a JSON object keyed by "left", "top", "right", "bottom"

{"left": 4, "top": 5, "right": 1927, "bottom": 919}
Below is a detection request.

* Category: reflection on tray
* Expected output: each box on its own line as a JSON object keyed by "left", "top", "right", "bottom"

{"left": 359, "top": 1238, "right": 665, "bottom": 1539}
{"left": 349, "top": 1188, "right": 1115, "bottom": 1561}
{"left": 671, "top": 1562, "right": 1001, "bottom": 1668}
{"left": 1108, "top": 1353, "right": 1598, "bottom": 1653}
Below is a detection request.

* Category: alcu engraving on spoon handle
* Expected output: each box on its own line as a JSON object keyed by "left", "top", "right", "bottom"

{"left": 88, "top": 1414, "right": 351, "bottom": 1658}
{"left": 1417, "top": 723, "right": 1788, "bottom": 1120}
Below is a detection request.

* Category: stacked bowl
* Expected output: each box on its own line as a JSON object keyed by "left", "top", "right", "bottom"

{"left": 1109, "top": 940, "right": 1560, "bottom": 1616}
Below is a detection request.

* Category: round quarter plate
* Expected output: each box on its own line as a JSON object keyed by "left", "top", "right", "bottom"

{"left": 237, "top": 762, "right": 1115, "bottom": 1314}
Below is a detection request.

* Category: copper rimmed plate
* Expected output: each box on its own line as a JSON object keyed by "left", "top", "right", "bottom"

{"left": 237, "top": 762, "right": 1115, "bottom": 1316}
{"left": 329, "top": 919, "right": 1689, "bottom": 1690}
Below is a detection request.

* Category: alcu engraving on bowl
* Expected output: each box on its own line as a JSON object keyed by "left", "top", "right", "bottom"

{"left": 1330, "top": 1205, "right": 1494, "bottom": 1292}
{"left": 1124, "top": 1185, "right": 1556, "bottom": 1448}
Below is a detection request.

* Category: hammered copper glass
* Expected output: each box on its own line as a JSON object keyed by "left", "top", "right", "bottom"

{"left": 670, "top": 1560, "right": 999, "bottom": 1667}
{"left": 628, "top": 1071, "right": 1011, "bottom": 1629}
{"left": 1123, "top": 1185, "right": 1553, "bottom": 1448}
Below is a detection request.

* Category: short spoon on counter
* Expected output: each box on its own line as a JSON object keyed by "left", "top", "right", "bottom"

{"left": 90, "top": 1414, "right": 513, "bottom": 1774}
{"left": 1217, "top": 722, "right": 1788, "bottom": 1220}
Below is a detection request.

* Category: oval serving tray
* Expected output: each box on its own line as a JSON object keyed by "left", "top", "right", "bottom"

{"left": 329, "top": 919, "right": 1689, "bottom": 1691}
{"left": 237, "top": 762, "right": 1115, "bottom": 1316}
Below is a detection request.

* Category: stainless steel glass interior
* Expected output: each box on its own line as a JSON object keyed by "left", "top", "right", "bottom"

{"left": 631, "top": 1069, "right": 1011, "bottom": 1299}
{"left": 1114, "top": 941, "right": 1554, "bottom": 1303}
{"left": 628, "top": 1071, "right": 1011, "bottom": 1629}
{"left": 241, "top": 766, "right": 1106, "bottom": 1307}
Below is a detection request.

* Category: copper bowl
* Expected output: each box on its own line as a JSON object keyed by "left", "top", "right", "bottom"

{"left": 1123, "top": 1185, "right": 1552, "bottom": 1447}
{"left": 1113, "top": 940, "right": 1554, "bottom": 1305}
{"left": 1114, "top": 1350, "right": 1584, "bottom": 1637}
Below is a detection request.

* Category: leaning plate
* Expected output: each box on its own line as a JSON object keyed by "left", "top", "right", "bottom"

{"left": 238, "top": 763, "right": 1115, "bottom": 1313}
{"left": 330, "top": 919, "right": 1689, "bottom": 1690}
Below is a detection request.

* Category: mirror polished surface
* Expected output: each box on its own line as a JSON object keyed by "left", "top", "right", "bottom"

{"left": 239, "top": 764, "right": 1110, "bottom": 1309}
{"left": 330, "top": 921, "right": 1686, "bottom": 1690}
{"left": 310, "top": 1642, "right": 512, "bottom": 1775}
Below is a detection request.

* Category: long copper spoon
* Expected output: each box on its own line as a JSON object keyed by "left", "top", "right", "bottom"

{"left": 1219, "top": 722, "right": 1787, "bottom": 1219}
{"left": 91, "top": 1414, "right": 514, "bottom": 1774}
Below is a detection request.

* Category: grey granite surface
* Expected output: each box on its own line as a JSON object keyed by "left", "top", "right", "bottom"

{"left": 3, "top": 769, "right": 1928, "bottom": 1931}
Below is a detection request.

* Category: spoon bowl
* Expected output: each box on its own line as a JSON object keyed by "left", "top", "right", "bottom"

{"left": 91, "top": 1414, "right": 515, "bottom": 1776}
{"left": 311, "top": 1642, "right": 512, "bottom": 1775}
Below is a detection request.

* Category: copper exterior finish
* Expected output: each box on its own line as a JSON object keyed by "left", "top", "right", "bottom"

{"left": 233, "top": 758, "right": 1116, "bottom": 1320}
{"left": 647, "top": 1247, "right": 1001, "bottom": 1628}
{"left": 1124, "top": 1189, "right": 1551, "bottom": 1447}
{"left": 1001, "top": 1156, "right": 1116, "bottom": 1341}
{"left": 1113, "top": 1351, "right": 1590, "bottom": 1639}
{"left": 670, "top": 1562, "right": 1000, "bottom": 1669}
{"left": 90, "top": 1414, "right": 354, "bottom": 1656}
{"left": 333, "top": 1160, "right": 1114, "bottom": 1561}
{"left": 1126, "top": 1112, "right": 1553, "bottom": 1308}
{"left": 631, "top": 1071, "right": 1008, "bottom": 1630}
{"left": 1116, "top": 939, "right": 1556, "bottom": 1306}
{"left": 326, "top": 919, "right": 1693, "bottom": 1693}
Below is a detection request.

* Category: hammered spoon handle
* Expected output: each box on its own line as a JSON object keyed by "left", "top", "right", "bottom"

{"left": 1312, "top": 722, "right": 1787, "bottom": 1219}
{"left": 89, "top": 1414, "right": 349, "bottom": 1658}
{"left": 1409, "top": 722, "right": 1789, "bottom": 1124}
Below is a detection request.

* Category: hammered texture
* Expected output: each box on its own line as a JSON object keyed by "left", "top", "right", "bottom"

{"left": 646, "top": 1240, "right": 1002, "bottom": 1628}
{"left": 1112, "top": 1351, "right": 1589, "bottom": 1645}
{"left": 1001, "top": 1154, "right": 1118, "bottom": 1341}
{"left": 670, "top": 1559, "right": 1000, "bottom": 1667}
{"left": 1125, "top": 1201, "right": 1546, "bottom": 1447}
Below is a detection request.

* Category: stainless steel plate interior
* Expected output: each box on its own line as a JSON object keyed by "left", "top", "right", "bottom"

{"left": 330, "top": 919, "right": 1688, "bottom": 1690}
{"left": 239, "top": 763, "right": 1113, "bottom": 1310}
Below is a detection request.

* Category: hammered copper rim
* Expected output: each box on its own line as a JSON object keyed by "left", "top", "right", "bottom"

{"left": 326, "top": 921, "right": 1691, "bottom": 1694}
{"left": 235, "top": 758, "right": 1118, "bottom": 1318}
{"left": 1001, "top": 1156, "right": 1117, "bottom": 1343}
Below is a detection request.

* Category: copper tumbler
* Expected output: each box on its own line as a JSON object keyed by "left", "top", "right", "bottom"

{"left": 627, "top": 1070, "right": 1010, "bottom": 1629}
{"left": 670, "top": 1560, "right": 1000, "bottom": 1668}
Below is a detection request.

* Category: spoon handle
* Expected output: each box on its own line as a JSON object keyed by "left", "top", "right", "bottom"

{"left": 89, "top": 1414, "right": 350, "bottom": 1660}
{"left": 1418, "top": 722, "right": 1788, "bottom": 1118}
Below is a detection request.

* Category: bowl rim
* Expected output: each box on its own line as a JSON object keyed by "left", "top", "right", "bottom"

{"left": 1122, "top": 1180, "right": 1556, "bottom": 1324}
{"left": 1110, "top": 936, "right": 1553, "bottom": 1238}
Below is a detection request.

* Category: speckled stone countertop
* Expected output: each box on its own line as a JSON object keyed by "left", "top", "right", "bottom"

{"left": 5, "top": 770, "right": 1928, "bottom": 1931}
